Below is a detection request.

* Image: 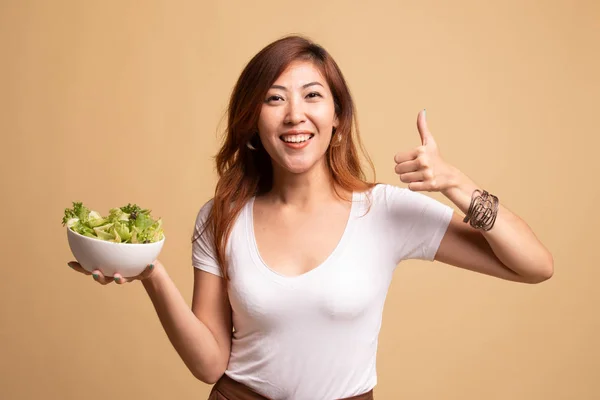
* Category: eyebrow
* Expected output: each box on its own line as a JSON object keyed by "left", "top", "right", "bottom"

{"left": 270, "top": 82, "right": 324, "bottom": 91}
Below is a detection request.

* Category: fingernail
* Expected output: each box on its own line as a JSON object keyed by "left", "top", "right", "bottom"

{"left": 114, "top": 276, "right": 121, "bottom": 283}
{"left": 148, "top": 264, "right": 154, "bottom": 270}
{"left": 92, "top": 273, "right": 99, "bottom": 280}
{"left": 423, "top": 108, "right": 427, "bottom": 118}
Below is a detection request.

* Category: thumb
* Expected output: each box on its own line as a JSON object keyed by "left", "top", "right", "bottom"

{"left": 137, "top": 261, "right": 159, "bottom": 281}
{"left": 417, "top": 109, "right": 434, "bottom": 146}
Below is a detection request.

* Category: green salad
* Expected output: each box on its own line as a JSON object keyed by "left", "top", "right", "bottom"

{"left": 62, "top": 202, "right": 164, "bottom": 243}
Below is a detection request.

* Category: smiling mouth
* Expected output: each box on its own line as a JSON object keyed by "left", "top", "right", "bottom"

{"left": 279, "top": 133, "right": 314, "bottom": 143}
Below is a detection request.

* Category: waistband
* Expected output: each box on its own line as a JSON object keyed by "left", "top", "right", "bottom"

{"left": 209, "top": 374, "right": 374, "bottom": 400}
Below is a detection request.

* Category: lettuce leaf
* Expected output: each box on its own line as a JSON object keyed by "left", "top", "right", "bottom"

{"left": 62, "top": 201, "right": 164, "bottom": 243}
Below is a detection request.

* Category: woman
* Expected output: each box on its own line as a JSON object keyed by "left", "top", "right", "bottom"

{"left": 68, "top": 35, "right": 554, "bottom": 400}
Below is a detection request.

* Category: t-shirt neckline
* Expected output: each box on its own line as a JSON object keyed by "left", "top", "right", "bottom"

{"left": 245, "top": 191, "right": 359, "bottom": 285}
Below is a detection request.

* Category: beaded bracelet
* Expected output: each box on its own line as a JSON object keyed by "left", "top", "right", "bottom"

{"left": 463, "top": 189, "right": 499, "bottom": 231}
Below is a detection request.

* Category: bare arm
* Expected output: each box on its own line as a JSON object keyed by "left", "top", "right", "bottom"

{"left": 395, "top": 110, "right": 553, "bottom": 283}
{"left": 435, "top": 172, "right": 553, "bottom": 283}
{"left": 142, "top": 262, "right": 232, "bottom": 383}
{"left": 435, "top": 210, "right": 553, "bottom": 283}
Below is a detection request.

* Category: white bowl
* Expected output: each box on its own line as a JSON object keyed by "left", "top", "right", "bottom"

{"left": 67, "top": 227, "right": 165, "bottom": 277}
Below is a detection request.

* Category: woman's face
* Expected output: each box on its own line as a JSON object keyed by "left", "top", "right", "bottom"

{"left": 257, "top": 60, "right": 338, "bottom": 175}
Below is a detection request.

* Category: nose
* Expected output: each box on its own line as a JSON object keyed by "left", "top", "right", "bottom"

{"left": 284, "top": 95, "right": 306, "bottom": 125}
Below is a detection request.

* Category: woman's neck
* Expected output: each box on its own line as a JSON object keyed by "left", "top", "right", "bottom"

{"left": 264, "top": 159, "right": 347, "bottom": 210}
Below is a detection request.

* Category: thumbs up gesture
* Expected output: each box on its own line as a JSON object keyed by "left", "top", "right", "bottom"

{"left": 394, "top": 110, "right": 457, "bottom": 192}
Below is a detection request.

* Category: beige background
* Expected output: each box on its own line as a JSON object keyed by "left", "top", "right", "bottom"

{"left": 1, "top": 0, "right": 598, "bottom": 399}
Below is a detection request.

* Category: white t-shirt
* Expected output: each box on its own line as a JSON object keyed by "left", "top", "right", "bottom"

{"left": 192, "top": 183, "right": 453, "bottom": 400}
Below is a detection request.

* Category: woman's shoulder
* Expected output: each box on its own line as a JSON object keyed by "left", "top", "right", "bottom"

{"left": 194, "top": 198, "right": 215, "bottom": 226}
{"left": 194, "top": 195, "right": 253, "bottom": 225}
{"left": 359, "top": 182, "right": 438, "bottom": 208}
{"left": 358, "top": 182, "right": 406, "bottom": 200}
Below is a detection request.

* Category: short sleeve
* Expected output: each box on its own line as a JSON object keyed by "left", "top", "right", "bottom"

{"left": 191, "top": 199, "right": 223, "bottom": 277}
{"left": 379, "top": 184, "right": 453, "bottom": 263}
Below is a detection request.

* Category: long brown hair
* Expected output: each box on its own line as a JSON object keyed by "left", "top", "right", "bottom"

{"left": 194, "top": 35, "right": 377, "bottom": 280}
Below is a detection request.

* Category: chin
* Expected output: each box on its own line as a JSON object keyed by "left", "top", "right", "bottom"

{"left": 282, "top": 162, "right": 315, "bottom": 175}
{"left": 276, "top": 156, "right": 324, "bottom": 175}
{"left": 265, "top": 139, "right": 329, "bottom": 175}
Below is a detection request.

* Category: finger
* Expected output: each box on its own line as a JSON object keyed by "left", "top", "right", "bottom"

{"left": 394, "top": 159, "right": 420, "bottom": 175}
{"left": 393, "top": 149, "right": 419, "bottom": 164}
{"left": 67, "top": 261, "right": 92, "bottom": 276}
{"left": 112, "top": 262, "right": 157, "bottom": 284}
{"left": 113, "top": 273, "right": 128, "bottom": 285}
{"left": 399, "top": 171, "right": 425, "bottom": 184}
{"left": 91, "top": 269, "right": 114, "bottom": 285}
{"left": 408, "top": 180, "right": 437, "bottom": 192}
{"left": 417, "top": 109, "right": 434, "bottom": 146}
{"left": 136, "top": 262, "right": 157, "bottom": 281}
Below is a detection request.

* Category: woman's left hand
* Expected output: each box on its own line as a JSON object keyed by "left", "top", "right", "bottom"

{"left": 394, "top": 109, "right": 458, "bottom": 193}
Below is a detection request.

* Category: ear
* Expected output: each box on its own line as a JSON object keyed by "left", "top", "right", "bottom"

{"left": 333, "top": 115, "right": 339, "bottom": 129}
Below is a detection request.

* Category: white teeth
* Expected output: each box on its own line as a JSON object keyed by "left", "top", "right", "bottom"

{"left": 282, "top": 134, "right": 312, "bottom": 143}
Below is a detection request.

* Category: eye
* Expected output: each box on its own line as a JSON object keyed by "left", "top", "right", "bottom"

{"left": 306, "top": 92, "right": 322, "bottom": 99}
{"left": 266, "top": 95, "right": 283, "bottom": 102}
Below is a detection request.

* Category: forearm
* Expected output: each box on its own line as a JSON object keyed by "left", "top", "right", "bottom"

{"left": 442, "top": 167, "right": 554, "bottom": 281}
{"left": 142, "top": 265, "right": 222, "bottom": 383}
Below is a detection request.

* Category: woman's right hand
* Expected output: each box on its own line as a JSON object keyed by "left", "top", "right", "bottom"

{"left": 67, "top": 260, "right": 161, "bottom": 285}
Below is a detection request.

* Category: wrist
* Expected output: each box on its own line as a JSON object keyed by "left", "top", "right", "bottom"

{"left": 141, "top": 262, "right": 167, "bottom": 289}
{"left": 441, "top": 166, "right": 472, "bottom": 197}
{"left": 440, "top": 167, "right": 482, "bottom": 216}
